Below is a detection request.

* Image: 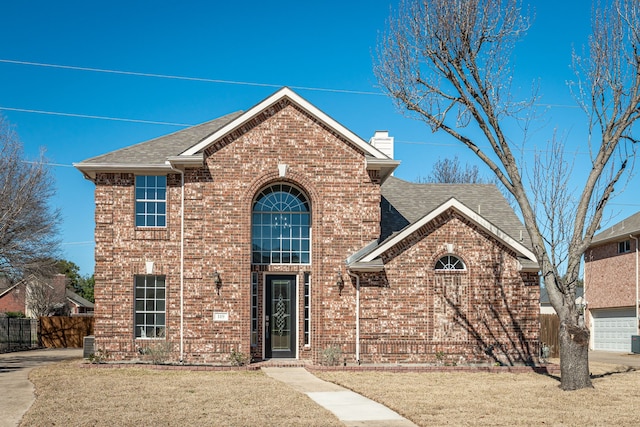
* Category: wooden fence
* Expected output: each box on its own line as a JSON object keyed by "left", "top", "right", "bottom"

{"left": 40, "top": 316, "right": 94, "bottom": 348}
{"left": 539, "top": 314, "right": 560, "bottom": 358}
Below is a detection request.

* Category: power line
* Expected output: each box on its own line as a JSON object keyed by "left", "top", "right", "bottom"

{"left": 61, "top": 241, "right": 95, "bottom": 246}
{"left": 0, "top": 59, "right": 384, "bottom": 96}
{"left": 0, "top": 106, "right": 193, "bottom": 127}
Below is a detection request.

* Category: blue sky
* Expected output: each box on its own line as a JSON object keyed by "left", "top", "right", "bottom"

{"left": 0, "top": 1, "right": 637, "bottom": 275}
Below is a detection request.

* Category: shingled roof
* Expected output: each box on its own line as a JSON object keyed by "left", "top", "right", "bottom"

{"left": 381, "top": 176, "right": 531, "bottom": 249}
{"left": 77, "top": 111, "right": 243, "bottom": 167}
{"left": 346, "top": 176, "right": 536, "bottom": 271}
{"left": 591, "top": 210, "right": 640, "bottom": 245}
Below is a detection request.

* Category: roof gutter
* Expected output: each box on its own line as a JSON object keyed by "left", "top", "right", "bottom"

{"left": 73, "top": 162, "right": 175, "bottom": 180}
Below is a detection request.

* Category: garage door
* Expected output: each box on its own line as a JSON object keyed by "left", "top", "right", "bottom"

{"left": 592, "top": 308, "right": 637, "bottom": 352}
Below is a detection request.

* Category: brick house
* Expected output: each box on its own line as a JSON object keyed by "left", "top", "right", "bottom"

{"left": 0, "top": 274, "right": 92, "bottom": 317}
{"left": 584, "top": 211, "right": 640, "bottom": 352}
{"left": 75, "top": 87, "right": 540, "bottom": 365}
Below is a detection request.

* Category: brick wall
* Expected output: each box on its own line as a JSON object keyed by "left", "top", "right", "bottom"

{"left": 343, "top": 212, "right": 539, "bottom": 365}
{"left": 92, "top": 100, "right": 539, "bottom": 365}
{"left": 0, "top": 284, "right": 26, "bottom": 314}
{"left": 585, "top": 238, "right": 638, "bottom": 309}
{"left": 93, "top": 102, "right": 380, "bottom": 363}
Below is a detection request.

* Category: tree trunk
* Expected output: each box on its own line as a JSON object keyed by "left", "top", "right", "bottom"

{"left": 558, "top": 319, "right": 592, "bottom": 390}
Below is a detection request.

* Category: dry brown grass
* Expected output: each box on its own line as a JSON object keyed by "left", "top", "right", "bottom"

{"left": 21, "top": 361, "right": 342, "bottom": 427}
{"left": 316, "top": 362, "right": 640, "bottom": 426}
{"left": 22, "top": 359, "right": 640, "bottom": 427}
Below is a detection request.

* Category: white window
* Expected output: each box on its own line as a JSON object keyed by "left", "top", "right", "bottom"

{"left": 135, "top": 176, "right": 166, "bottom": 227}
{"left": 251, "top": 272, "right": 258, "bottom": 347}
{"left": 435, "top": 255, "right": 466, "bottom": 271}
{"left": 304, "top": 272, "right": 311, "bottom": 346}
{"left": 252, "top": 184, "right": 311, "bottom": 264}
{"left": 135, "top": 275, "right": 166, "bottom": 338}
{"left": 619, "top": 240, "right": 631, "bottom": 253}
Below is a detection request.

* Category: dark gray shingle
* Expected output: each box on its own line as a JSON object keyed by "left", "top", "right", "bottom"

{"left": 78, "top": 111, "right": 243, "bottom": 166}
{"left": 381, "top": 176, "right": 531, "bottom": 249}
{"left": 592, "top": 211, "right": 640, "bottom": 244}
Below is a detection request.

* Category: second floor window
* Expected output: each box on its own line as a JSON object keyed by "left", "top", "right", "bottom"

{"left": 619, "top": 240, "right": 631, "bottom": 253}
{"left": 135, "top": 175, "right": 166, "bottom": 227}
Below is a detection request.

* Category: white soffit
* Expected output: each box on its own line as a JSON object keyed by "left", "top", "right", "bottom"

{"left": 360, "top": 198, "right": 538, "bottom": 264}
{"left": 180, "top": 87, "right": 390, "bottom": 160}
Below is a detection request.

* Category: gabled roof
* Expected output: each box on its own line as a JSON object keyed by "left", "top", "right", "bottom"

{"left": 75, "top": 87, "right": 400, "bottom": 181}
{"left": 380, "top": 177, "right": 532, "bottom": 248}
{"left": 591, "top": 211, "right": 640, "bottom": 246}
{"left": 65, "top": 289, "right": 94, "bottom": 309}
{"left": 348, "top": 177, "right": 537, "bottom": 272}
{"left": 74, "top": 111, "right": 243, "bottom": 179}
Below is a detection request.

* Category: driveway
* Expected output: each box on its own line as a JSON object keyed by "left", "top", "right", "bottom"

{"left": 0, "top": 348, "right": 83, "bottom": 427}
{"left": 589, "top": 350, "right": 640, "bottom": 368}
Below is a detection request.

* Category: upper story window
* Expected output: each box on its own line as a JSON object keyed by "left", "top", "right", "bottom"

{"left": 135, "top": 176, "right": 166, "bottom": 227}
{"left": 252, "top": 183, "right": 310, "bottom": 264}
{"left": 435, "top": 255, "right": 466, "bottom": 271}
{"left": 619, "top": 240, "right": 631, "bottom": 253}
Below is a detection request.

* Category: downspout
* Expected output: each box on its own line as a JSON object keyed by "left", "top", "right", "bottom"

{"left": 347, "top": 271, "right": 360, "bottom": 364}
{"left": 631, "top": 235, "right": 639, "bottom": 336}
{"left": 167, "top": 162, "right": 185, "bottom": 362}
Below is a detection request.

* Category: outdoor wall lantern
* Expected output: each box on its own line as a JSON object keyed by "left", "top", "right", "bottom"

{"left": 336, "top": 271, "right": 344, "bottom": 295}
{"left": 214, "top": 270, "right": 222, "bottom": 295}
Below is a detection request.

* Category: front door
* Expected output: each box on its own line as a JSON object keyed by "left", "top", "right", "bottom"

{"left": 265, "top": 275, "right": 296, "bottom": 358}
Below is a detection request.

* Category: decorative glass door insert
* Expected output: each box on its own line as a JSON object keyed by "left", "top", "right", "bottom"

{"left": 266, "top": 275, "right": 296, "bottom": 358}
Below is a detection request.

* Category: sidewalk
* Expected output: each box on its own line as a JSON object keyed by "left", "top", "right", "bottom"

{"left": 262, "top": 367, "right": 417, "bottom": 427}
{"left": 0, "top": 348, "right": 83, "bottom": 427}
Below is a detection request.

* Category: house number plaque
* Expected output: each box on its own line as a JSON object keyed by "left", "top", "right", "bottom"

{"left": 213, "top": 312, "right": 229, "bottom": 321}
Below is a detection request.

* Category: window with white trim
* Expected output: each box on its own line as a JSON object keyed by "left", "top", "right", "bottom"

{"left": 619, "top": 240, "right": 631, "bottom": 253}
{"left": 135, "top": 175, "right": 167, "bottom": 227}
{"left": 304, "top": 272, "right": 311, "bottom": 346}
{"left": 435, "top": 255, "right": 466, "bottom": 271}
{"left": 135, "top": 275, "right": 166, "bottom": 338}
{"left": 252, "top": 184, "right": 311, "bottom": 264}
{"left": 251, "top": 272, "right": 258, "bottom": 347}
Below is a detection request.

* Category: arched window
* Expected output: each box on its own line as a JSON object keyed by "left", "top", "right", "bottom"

{"left": 435, "top": 255, "right": 466, "bottom": 271}
{"left": 252, "top": 184, "right": 310, "bottom": 264}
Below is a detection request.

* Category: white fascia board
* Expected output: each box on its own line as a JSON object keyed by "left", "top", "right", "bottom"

{"left": 180, "top": 87, "right": 390, "bottom": 159}
{"left": 166, "top": 154, "right": 204, "bottom": 167}
{"left": 73, "top": 162, "right": 174, "bottom": 179}
{"left": 347, "top": 259, "right": 385, "bottom": 272}
{"left": 361, "top": 198, "right": 538, "bottom": 264}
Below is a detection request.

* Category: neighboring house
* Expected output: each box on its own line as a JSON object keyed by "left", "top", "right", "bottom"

{"left": 540, "top": 287, "right": 584, "bottom": 315}
{"left": 74, "top": 87, "right": 540, "bottom": 365}
{"left": 0, "top": 274, "right": 93, "bottom": 317}
{"left": 65, "top": 289, "right": 95, "bottom": 315}
{"left": 584, "top": 211, "right": 640, "bottom": 352}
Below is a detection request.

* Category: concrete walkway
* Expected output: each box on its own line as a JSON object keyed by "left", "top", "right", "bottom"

{"left": 0, "top": 348, "right": 83, "bottom": 427}
{"left": 262, "top": 367, "right": 417, "bottom": 427}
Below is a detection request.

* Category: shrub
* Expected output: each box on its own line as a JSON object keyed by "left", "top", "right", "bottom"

{"left": 322, "top": 345, "right": 342, "bottom": 366}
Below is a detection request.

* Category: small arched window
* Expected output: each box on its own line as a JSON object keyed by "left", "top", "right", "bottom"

{"left": 435, "top": 255, "right": 466, "bottom": 271}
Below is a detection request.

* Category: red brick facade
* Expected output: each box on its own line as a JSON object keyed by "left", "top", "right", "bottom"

{"left": 585, "top": 239, "right": 638, "bottom": 309}
{"left": 87, "top": 90, "right": 539, "bottom": 365}
{"left": 0, "top": 282, "right": 26, "bottom": 314}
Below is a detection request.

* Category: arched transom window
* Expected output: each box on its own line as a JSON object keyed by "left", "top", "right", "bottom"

{"left": 252, "top": 184, "right": 310, "bottom": 264}
{"left": 435, "top": 255, "right": 466, "bottom": 271}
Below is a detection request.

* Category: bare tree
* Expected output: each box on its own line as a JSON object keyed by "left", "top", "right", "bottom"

{"left": 0, "top": 115, "right": 61, "bottom": 280}
{"left": 419, "top": 155, "right": 485, "bottom": 183}
{"left": 25, "top": 275, "right": 68, "bottom": 318}
{"left": 376, "top": 0, "right": 639, "bottom": 390}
